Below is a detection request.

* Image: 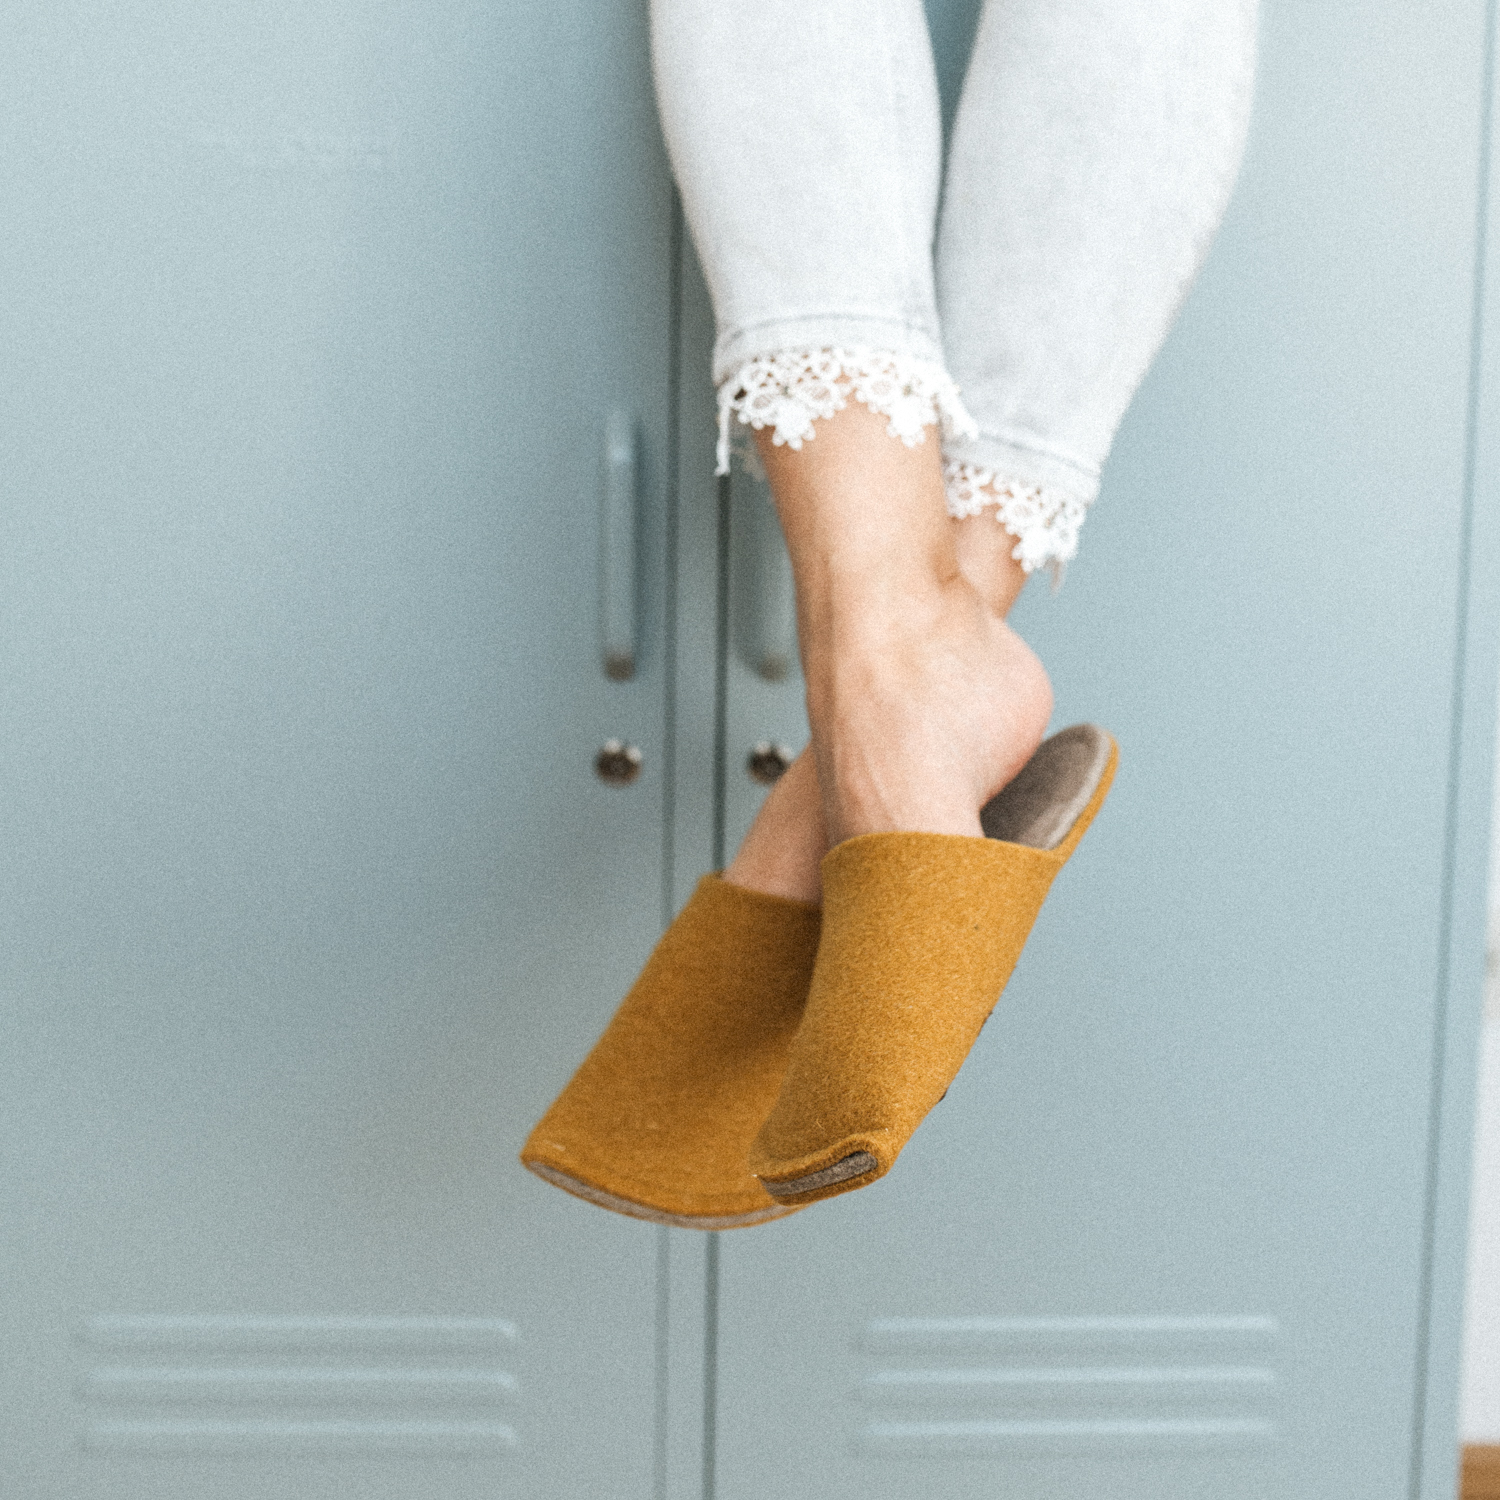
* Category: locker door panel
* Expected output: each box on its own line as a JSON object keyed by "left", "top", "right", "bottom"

{"left": 0, "top": 5, "right": 674, "bottom": 1497}
{"left": 705, "top": 1, "right": 1494, "bottom": 1496}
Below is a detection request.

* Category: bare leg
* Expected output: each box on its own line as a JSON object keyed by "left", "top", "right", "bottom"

{"left": 723, "top": 404, "right": 1051, "bottom": 900}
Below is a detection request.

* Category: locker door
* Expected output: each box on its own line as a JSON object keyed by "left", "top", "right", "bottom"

{"left": 0, "top": 4, "right": 676, "bottom": 1496}
{"left": 701, "top": 1, "right": 1500, "bottom": 1496}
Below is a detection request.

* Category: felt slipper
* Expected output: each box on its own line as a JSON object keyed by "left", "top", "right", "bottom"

{"left": 746, "top": 723, "right": 1117, "bottom": 1207}
{"left": 520, "top": 874, "right": 819, "bottom": 1228}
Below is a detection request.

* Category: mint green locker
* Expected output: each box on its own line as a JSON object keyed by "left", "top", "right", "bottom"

{"left": 0, "top": 3, "right": 678, "bottom": 1496}
{"left": 686, "top": 2, "right": 1500, "bottom": 1496}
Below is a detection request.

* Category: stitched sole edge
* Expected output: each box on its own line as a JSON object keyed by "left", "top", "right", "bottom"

{"left": 525, "top": 1161, "right": 798, "bottom": 1230}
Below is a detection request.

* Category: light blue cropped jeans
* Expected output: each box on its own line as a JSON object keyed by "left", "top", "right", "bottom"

{"left": 650, "top": 0, "right": 1258, "bottom": 576}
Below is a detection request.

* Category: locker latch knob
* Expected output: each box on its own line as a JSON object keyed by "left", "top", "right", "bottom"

{"left": 595, "top": 740, "right": 643, "bottom": 785}
{"left": 746, "top": 742, "right": 793, "bottom": 785}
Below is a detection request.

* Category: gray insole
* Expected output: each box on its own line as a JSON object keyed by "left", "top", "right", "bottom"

{"left": 980, "top": 723, "right": 1114, "bottom": 850}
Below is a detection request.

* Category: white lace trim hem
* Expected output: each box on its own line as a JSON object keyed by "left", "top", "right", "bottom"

{"left": 715, "top": 346, "right": 978, "bottom": 476}
{"left": 942, "top": 462, "right": 1089, "bottom": 582}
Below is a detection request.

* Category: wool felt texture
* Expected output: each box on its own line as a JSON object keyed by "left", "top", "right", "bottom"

{"left": 748, "top": 725, "right": 1117, "bottom": 1206}
{"left": 520, "top": 873, "right": 820, "bottom": 1229}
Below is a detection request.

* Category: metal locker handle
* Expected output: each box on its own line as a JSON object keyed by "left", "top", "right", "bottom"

{"left": 600, "top": 410, "right": 639, "bottom": 681}
{"left": 742, "top": 475, "right": 797, "bottom": 681}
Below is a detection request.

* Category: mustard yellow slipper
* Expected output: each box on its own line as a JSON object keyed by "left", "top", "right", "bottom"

{"left": 520, "top": 874, "right": 819, "bottom": 1229}
{"left": 747, "top": 723, "right": 1117, "bottom": 1207}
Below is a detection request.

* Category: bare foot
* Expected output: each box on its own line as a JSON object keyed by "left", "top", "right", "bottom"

{"left": 761, "top": 402, "right": 1051, "bottom": 849}
{"left": 807, "top": 581, "right": 1051, "bottom": 844}
{"left": 722, "top": 406, "right": 1049, "bottom": 899}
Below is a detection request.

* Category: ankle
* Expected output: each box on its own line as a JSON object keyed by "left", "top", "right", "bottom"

{"left": 797, "top": 531, "right": 960, "bottom": 630}
{"left": 800, "top": 571, "right": 982, "bottom": 703}
{"left": 953, "top": 515, "right": 1029, "bottom": 620}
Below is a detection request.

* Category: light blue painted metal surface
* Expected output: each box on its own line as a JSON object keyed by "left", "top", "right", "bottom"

{"left": 0, "top": 3, "right": 677, "bottom": 1496}
{"left": 3, "top": 1, "right": 1494, "bottom": 1495}
{"left": 703, "top": 1, "right": 1500, "bottom": 1496}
